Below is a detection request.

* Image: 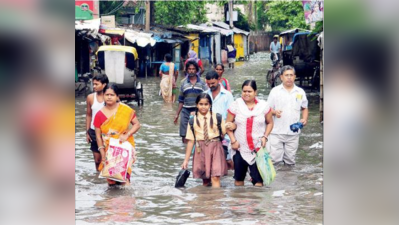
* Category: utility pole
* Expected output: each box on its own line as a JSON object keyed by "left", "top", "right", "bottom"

{"left": 228, "top": 0, "right": 233, "bottom": 29}
{"left": 145, "top": 0, "right": 150, "bottom": 31}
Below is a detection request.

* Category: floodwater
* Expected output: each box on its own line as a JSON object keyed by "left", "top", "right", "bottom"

{"left": 75, "top": 52, "right": 323, "bottom": 225}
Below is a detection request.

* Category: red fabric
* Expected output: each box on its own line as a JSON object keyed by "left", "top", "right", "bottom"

{"left": 184, "top": 59, "right": 203, "bottom": 67}
{"left": 246, "top": 116, "right": 255, "bottom": 150}
{"left": 93, "top": 110, "right": 108, "bottom": 128}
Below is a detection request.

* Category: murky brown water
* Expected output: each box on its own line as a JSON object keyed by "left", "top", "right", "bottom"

{"left": 75, "top": 52, "right": 323, "bottom": 225}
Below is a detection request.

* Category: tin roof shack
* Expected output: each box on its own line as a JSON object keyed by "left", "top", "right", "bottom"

{"left": 200, "top": 23, "right": 234, "bottom": 64}
{"left": 212, "top": 22, "right": 250, "bottom": 61}
{"left": 176, "top": 24, "right": 221, "bottom": 68}
{"left": 75, "top": 19, "right": 109, "bottom": 80}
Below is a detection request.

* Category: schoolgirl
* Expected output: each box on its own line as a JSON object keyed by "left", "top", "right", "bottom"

{"left": 181, "top": 93, "right": 228, "bottom": 188}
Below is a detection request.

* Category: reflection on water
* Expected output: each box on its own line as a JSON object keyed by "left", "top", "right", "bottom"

{"left": 76, "top": 52, "right": 323, "bottom": 224}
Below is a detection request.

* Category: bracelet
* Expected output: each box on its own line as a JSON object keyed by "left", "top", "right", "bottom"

{"left": 231, "top": 140, "right": 237, "bottom": 144}
{"left": 262, "top": 136, "right": 268, "bottom": 142}
{"left": 98, "top": 146, "right": 105, "bottom": 151}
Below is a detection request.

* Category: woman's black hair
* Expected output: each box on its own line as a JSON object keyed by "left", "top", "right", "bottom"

{"left": 164, "top": 53, "right": 172, "bottom": 62}
{"left": 242, "top": 80, "right": 257, "bottom": 91}
{"left": 103, "top": 83, "right": 119, "bottom": 106}
{"left": 185, "top": 60, "right": 199, "bottom": 72}
{"left": 195, "top": 93, "right": 214, "bottom": 128}
{"left": 215, "top": 63, "right": 224, "bottom": 70}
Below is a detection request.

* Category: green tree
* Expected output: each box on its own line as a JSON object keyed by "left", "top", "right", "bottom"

{"left": 265, "top": 0, "right": 310, "bottom": 32}
{"left": 100, "top": 1, "right": 124, "bottom": 19}
{"left": 154, "top": 1, "right": 208, "bottom": 26}
{"left": 234, "top": 7, "right": 254, "bottom": 31}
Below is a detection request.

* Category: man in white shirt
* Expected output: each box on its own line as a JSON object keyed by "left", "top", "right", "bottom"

{"left": 205, "top": 71, "right": 235, "bottom": 169}
{"left": 267, "top": 65, "right": 308, "bottom": 166}
{"left": 269, "top": 35, "right": 282, "bottom": 62}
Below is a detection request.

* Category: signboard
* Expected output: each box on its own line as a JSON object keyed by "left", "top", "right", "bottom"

{"left": 302, "top": 1, "right": 324, "bottom": 24}
{"left": 226, "top": 11, "right": 238, "bottom": 22}
{"left": 75, "top": 1, "right": 99, "bottom": 20}
{"left": 101, "top": 15, "right": 116, "bottom": 28}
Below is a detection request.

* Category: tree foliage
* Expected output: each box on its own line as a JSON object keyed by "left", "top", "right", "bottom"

{"left": 99, "top": 1, "right": 124, "bottom": 18}
{"left": 234, "top": 8, "right": 254, "bottom": 31}
{"left": 154, "top": 1, "right": 208, "bottom": 26}
{"left": 265, "top": 0, "right": 310, "bottom": 32}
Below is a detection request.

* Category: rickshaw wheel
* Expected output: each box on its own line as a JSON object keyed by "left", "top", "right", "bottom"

{"left": 266, "top": 70, "right": 273, "bottom": 88}
{"left": 274, "top": 74, "right": 282, "bottom": 86}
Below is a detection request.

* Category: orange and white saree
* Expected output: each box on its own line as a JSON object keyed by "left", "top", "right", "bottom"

{"left": 98, "top": 103, "right": 136, "bottom": 185}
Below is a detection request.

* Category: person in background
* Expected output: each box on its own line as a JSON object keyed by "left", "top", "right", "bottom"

{"left": 267, "top": 65, "right": 308, "bottom": 166}
{"left": 226, "top": 80, "right": 274, "bottom": 186}
{"left": 86, "top": 74, "right": 109, "bottom": 171}
{"left": 184, "top": 50, "right": 204, "bottom": 77}
{"left": 226, "top": 44, "right": 236, "bottom": 69}
{"left": 174, "top": 61, "right": 208, "bottom": 143}
{"left": 182, "top": 93, "right": 227, "bottom": 188}
{"left": 159, "top": 53, "right": 178, "bottom": 103}
{"left": 214, "top": 63, "right": 231, "bottom": 92}
{"left": 94, "top": 83, "right": 141, "bottom": 186}
{"left": 204, "top": 71, "right": 235, "bottom": 169}
{"left": 270, "top": 35, "right": 282, "bottom": 62}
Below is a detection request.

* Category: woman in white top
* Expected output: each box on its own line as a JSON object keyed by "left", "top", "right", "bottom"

{"left": 226, "top": 80, "right": 274, "bottom": 186}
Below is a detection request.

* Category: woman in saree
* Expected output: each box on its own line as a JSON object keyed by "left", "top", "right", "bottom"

{"left": 94, "top": 83, "right": 141, "bottom": 186}
{"left": 159, "top": 53, "right": 178, "bottom": 103}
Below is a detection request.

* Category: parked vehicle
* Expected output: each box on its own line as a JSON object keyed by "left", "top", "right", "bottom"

{"left": 96, "top": 45, "right": 144, "bottom": 105}
{"left": 281, "top": 31, "right": 321, "bottom": 90}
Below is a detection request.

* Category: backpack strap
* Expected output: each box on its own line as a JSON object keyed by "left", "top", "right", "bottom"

{"left": 216, "top": 113, "right": 223, "bottom": 141}
{"left": 188, "top": 115, "right": 196, "bottom": 142}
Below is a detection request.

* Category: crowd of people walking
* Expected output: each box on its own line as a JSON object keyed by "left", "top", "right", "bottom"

{"left": 85, "top": 53, "right": 308, "bottom": 188}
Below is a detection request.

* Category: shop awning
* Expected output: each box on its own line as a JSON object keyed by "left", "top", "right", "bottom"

{"left": 184, "top": 36, "right": 199, "bottom": 41}
{"left": 124, "top": 30, "right": 156, "bottom": 47}
{"left": 75, "top": 18, "right": 100, "bottom": 32}
{"left": 212, "top": 22, "right": 249, "bottom": 36}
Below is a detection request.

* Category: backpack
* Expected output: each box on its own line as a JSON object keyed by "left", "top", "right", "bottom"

{"left": 189, "top": 113, "right": 223, "bottom": 142}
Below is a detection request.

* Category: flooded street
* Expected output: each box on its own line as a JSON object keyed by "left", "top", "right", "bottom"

{"left": 75, "top": 52, "right": 323, "bottom": 225}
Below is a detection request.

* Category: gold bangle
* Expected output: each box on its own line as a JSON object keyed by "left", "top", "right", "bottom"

{"left": 231, "top": 140, "right": 237, "bottom": 144}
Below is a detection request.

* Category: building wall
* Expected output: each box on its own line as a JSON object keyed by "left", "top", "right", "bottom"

{"left": 248, "top": 31, "right": 280, "bottom": 54}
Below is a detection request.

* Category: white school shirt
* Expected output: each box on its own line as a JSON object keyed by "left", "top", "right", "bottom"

{"left": 267, "top": 84, "right": 308, "bottom": 135}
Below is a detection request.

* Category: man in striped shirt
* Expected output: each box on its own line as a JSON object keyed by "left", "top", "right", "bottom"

{"left": 174, "top": 61, "right": 208, "bottom": 143}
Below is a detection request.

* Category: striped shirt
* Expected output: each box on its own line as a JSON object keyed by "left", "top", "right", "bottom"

{"left": 178, "top": 77, "right": 208, "bottom": 108}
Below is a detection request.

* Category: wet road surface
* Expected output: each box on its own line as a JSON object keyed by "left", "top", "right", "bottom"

{"left": 75, "top": 52, "right": 323, "bottom": 224}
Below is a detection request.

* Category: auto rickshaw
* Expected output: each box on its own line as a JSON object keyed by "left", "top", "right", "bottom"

{"left": 96, "top": 45, "right": 143, "bottom": 105}
{"left": 281, "top": 31, "right": 321, "bottom": 90}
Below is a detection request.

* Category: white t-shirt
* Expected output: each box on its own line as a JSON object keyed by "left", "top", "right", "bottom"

{"left": 270, "top": 41, "right": 281, "bottom": 54}
{"left": 267, "top": 84, "right": 308, "bottom": 135}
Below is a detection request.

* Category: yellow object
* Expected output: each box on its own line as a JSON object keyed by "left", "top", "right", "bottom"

{"left": 103, "top": 29, "right": 125, "bottom": 36}
{"left": 99, "top": 103, "right": 136, "bottom": 185}
{"left": 96, "top": 45, "right": 138, "bottom": 60}
{"left": 296, "top": 94, "right": 303, "bottom": 100}
{"left": 233, "top": 33, "right": 244, "bottom": 59}
{"left": 187, "top": 33, "right": 199, "bottom": 56}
